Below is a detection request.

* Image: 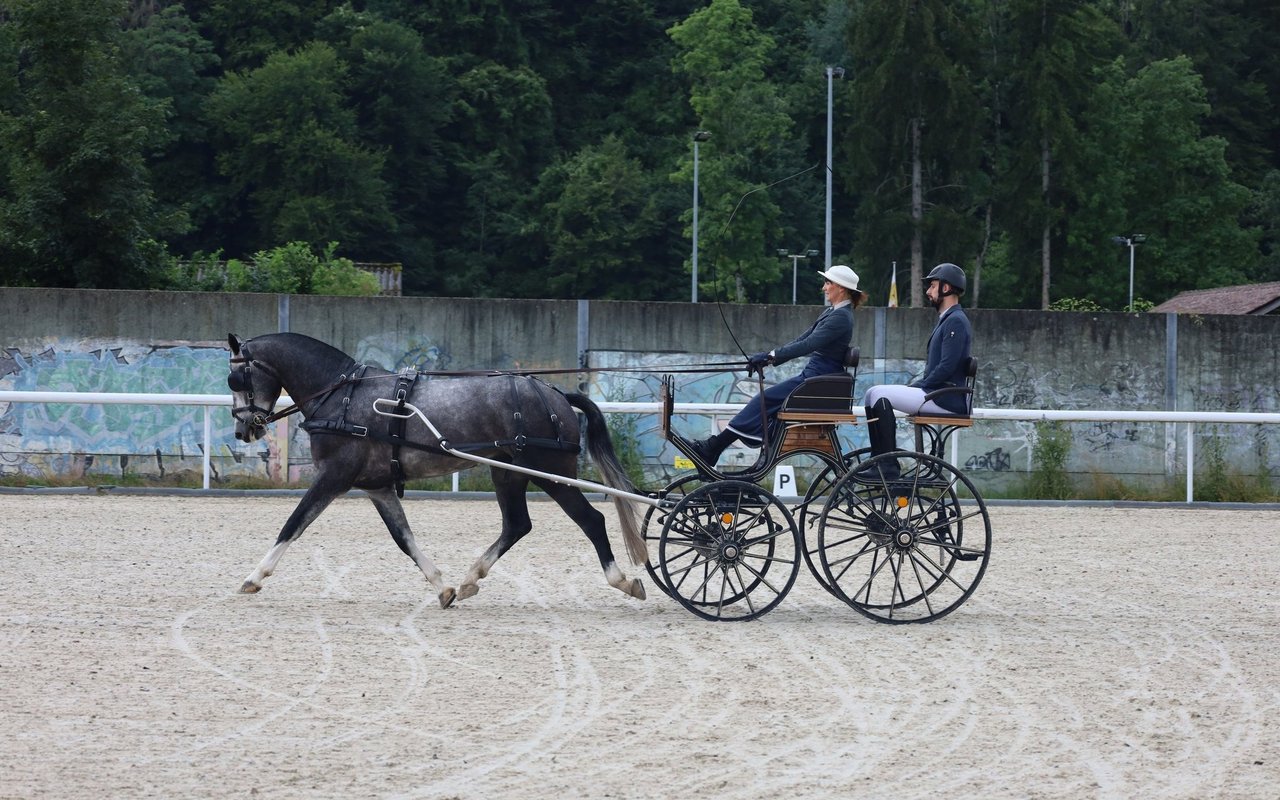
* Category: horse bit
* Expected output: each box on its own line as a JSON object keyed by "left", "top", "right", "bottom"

{"left": 228, "top": 349, "right": 282, "bottom": 433}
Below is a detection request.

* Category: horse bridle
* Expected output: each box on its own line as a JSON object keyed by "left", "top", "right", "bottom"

{"left": 230, "top": 345, "right": 365, "bottom": 432}
{"left": 228, "top": 348, "right": 284, "bottom": 432}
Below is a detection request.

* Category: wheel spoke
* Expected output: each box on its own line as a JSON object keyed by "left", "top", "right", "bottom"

{"left": 816, "top": 451, "right": 992, "bottom": 624}
{"left": 658, "top": 480, "right": 800, "bottom": 621}
{"left": 848, "top": 547, "right": 896, "bottom": 606}
{"left": 907, "top": 551, "right": 938, "bottom": 618}
{"left": 731, "top": 563, "right": 758, "bottom": 616}
{"left": 736, "top": 556, "right": 787, "bottom": 598}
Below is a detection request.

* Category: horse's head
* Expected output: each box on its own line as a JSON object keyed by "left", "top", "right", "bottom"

{"left": 228, "top": 333, "right": 284, "bottom": 442}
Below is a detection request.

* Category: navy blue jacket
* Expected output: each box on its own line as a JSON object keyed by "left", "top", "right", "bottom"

{"left": 772, "top": 304, "right": 854, "bottom": 368}
{"left": 910, "top": 305, "right": 972, "bottom": 413}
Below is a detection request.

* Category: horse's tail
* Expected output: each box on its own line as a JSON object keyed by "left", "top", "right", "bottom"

{"left": 564, "top": 392, "right": 648, "bottom": 566}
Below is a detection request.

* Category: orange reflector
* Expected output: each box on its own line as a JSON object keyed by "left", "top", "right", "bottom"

{"left": 896, "top": 496, "right": 909, "bottom": 509}
{"left": 720, "top": 512, "right": 734, "bottom": 525}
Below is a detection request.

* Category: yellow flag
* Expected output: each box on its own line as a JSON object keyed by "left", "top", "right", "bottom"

{"left": 888, "top": 262, "right": 898, "bottom": 308}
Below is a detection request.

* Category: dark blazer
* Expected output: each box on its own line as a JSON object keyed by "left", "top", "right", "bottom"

{"left": 911, "top": 305, "right": 972, "bottom": 413}
{"left": 772, "top": 304, "right": 854, "bottom": 367}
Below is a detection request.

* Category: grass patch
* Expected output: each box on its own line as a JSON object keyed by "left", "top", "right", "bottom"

{"left": 1023, "top": 421, "right": 1073, "bottom": 500}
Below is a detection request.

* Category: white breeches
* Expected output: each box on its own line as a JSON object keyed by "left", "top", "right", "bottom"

{"left": 862, "top": 384, "right": 952, "bottom": 416}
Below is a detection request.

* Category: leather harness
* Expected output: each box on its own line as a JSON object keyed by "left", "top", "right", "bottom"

{"left": 302, "top": 369, "right": 580, "bottom": 497}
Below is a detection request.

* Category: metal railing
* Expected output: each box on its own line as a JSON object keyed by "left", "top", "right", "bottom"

{"left": 2, "top": 390, "right": 1278, "bottom": 501}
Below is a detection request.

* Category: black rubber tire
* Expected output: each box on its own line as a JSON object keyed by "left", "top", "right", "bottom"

{"left": 658, "top": 480, "right": 801, "bottom": 621}
{"left": 817, "top": 452, "right": 991, "bottom": 624}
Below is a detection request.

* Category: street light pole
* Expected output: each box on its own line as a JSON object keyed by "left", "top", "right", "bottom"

{"left": 1127, "top": 242, "right": 1135, "bottom": 310}
{"left": 1111, "top": 233, "right": 1146, "bottom": 310}
{"left": 778, "top": 248, "right": 820, "bottom": 304}
{"left": 691, "top": 130, "right": 711, "bottom": 303}
{"left": 824, "top": 66, "right": 844, "bottom": 269}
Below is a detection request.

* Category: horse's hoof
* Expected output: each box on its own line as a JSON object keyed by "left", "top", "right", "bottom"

{"left": 626, "top": 578, "right": 646, "bottom": 601}
{"left": 457, "top": 583, "right": 478, "bottom": 600}
{"left": 438, "top": 587, "right": 456, "bottom": 609}
{"left": 239, "top": 581, "right": 261, "bottom": 594}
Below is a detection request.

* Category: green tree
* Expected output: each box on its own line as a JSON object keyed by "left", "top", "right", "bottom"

{"left": 845, "top": 0, "right": 984, "bottom": 307}
{"left": 1067, "top": 56, "right": 1257, "bottom": 306}
{"left": 529, "top": 135, "right": 668, "bottom": 300}
{"left": 191, "top": 0, "right": 338, "bottom": 72}
{"left": 204, "top": 42, "right": 395, "bottom": 258}
{"left": 121, "top": 4, "right": 221, "bottom": 257}
{"left": 669, "top": 0, "right": 805, "bottom": 303}
{"left": 1120, "top": 0, "right": 1278, "bottom": 186}
{"left": 998, "top": 0, "right": 1120, "bottom": 309}
{"left": 1245, "top": 169, "right": 1280, "bottom": 283}
{"left": 430, "top": 60, "right": 556, "bottom": 297}
{"left": 317, "top": 7, "right": 456, "bottom": 287}
{"left": 0, "top": 0, "right": 174, "bottom": 288}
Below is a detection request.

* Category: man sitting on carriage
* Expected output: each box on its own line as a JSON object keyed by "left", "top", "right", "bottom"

{"left": 854, "top": 262, "right": 973, "bottom": 481}
{"left": 689, "top": 265, "right": 866, "bottom": 469}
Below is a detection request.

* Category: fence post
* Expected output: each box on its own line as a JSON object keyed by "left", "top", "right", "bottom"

{"left": 1185, "top": 422, "right": 1195, "bottom": 503}
{"left": 203, "top": 406, "right": 212, "bottom": 490}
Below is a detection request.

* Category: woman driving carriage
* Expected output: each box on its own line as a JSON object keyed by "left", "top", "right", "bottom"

{"left": 689, "top": 265, "right": 866, "bottom": 469}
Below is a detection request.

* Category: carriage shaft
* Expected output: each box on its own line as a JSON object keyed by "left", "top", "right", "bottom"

{"left": 375, "top": 400, "right": 663, "bottom": 509}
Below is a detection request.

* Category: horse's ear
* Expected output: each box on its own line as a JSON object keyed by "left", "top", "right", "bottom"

{"left": 228, "top": 333, "right": 242, "bottom": 355}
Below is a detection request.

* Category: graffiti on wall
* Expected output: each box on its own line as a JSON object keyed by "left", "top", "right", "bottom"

{"left": 982, "top": 360, "right": 1164, "bottom": 411}
{"left": 965, "top": 447, "right": 1012, "bottom": 472}
{"left": 3, "top": 331, "right": 1277, "bottom": 487}
{"left": 0, "top": 342, "right": 277, "bottom": 481}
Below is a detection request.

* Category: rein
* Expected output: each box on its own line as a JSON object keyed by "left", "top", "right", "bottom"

{"left": 230, "top": 352, "right": 757, "bottom": 428}
{"left": 402, "top": 360, "right": 749, "bottom": 378}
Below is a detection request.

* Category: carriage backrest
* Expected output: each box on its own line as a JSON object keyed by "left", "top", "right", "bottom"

{"left": 844, "top": 346, "right": 859, "bottom": 372}
{"left": 961, "top": 356, "right": 978, "bottom": 414}
{"left": 780, "top": 347, "right": 860, "bottom": 415}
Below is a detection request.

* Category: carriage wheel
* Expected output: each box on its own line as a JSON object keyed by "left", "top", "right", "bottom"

{"left": 817, "top": 452, "right": 991, "bottom": 624}
{"left": 658, "top": 480, "right": 800, "bottom": 621}
{"left": 797, "top": 447, "right": 868, "bottom": 599}
{"left": 641, "top": 474, "right": 704, "bottom": 599}
{"left": 649, "top": 476, "right": 777, "bottom": 610}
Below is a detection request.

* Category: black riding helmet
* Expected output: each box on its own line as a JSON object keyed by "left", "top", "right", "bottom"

{"left": 924, "top": 262, "right": 966, "bottom": 296}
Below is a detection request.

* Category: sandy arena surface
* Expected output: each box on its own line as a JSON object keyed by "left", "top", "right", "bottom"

{"left": 1, "top": 493, "right": 1277, "bottom": 799}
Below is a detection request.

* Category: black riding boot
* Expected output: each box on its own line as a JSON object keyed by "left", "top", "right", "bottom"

{"left": 691, "top": 428, "right": 738, "bottom": 467}
{"left": 855, "top": 398, "right": 900, "bottom": 480}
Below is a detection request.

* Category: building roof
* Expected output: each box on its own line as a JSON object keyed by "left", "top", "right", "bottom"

{"left": 1151, "top": 281, "right": 1280, "bottom": 315}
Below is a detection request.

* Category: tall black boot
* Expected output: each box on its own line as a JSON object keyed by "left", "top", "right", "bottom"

{"left": 855, "top": 398, "right": 900, "bottom": 479}
{"left": 691, "top": 428, "right": 738, "bottom": 467}
{"left": 867, "top": 398, "right": 899, "bottom": 456}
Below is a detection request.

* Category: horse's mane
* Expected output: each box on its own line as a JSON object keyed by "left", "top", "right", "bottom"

{"left": 249, "top": 332, "right": 354, "bottom": 365}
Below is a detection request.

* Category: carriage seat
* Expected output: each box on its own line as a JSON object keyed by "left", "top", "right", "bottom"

{"left": 777, "top": 347, "right": 860, "bottom": 422}
{"left": 906, "top": 357, "right": 978, "bottom": 429}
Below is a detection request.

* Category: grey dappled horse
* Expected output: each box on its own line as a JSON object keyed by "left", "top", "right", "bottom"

{"left": 227, "top": 333, "right": 647, "bottom": 608}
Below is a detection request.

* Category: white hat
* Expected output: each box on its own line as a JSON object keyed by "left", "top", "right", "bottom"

{"left": 818, "top": 264, "right": 861, "bottom": 292}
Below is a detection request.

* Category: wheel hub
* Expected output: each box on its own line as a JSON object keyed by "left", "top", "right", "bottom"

{"left": 718, "top": 538, "right": 742, "bottom": 564}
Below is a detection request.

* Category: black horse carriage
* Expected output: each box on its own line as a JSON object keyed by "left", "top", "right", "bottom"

{"left": 226, "top": 333, "right": 990, "bottom": 624}
{"left": 649, "top": 348, "right": 992, "bottom": 623}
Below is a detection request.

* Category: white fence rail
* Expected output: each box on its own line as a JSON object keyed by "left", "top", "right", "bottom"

{"left": 2, "top": 391, "right": 1279, "bottom": 501}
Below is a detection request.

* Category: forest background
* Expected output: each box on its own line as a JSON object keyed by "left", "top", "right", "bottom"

{"left": 1, "top": 0, "right": 1278, "bottom": 310}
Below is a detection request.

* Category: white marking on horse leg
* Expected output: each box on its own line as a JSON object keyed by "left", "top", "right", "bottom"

{"left": 240, "top": 540, "right": 290, "bottom": 593}
{"left": 458, "top": 544, "right": 500, "bottom": 600}
{"left": 604, "top": 561, "right": 646, "bottom": 601}
{"left": 363, "top": 487, "right": 457, "bottom": 608}
{"left": 402, "top": 538, "right": 456, "bottom": 609}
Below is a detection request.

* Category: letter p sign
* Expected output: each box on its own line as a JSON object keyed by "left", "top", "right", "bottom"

{"left": 773, "top": 465, "right": 796, "bottom": 498}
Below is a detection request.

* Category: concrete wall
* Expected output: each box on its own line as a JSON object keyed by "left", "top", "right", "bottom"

{"left": 1, "top": 287, "right": 1277, "bottom": 493}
